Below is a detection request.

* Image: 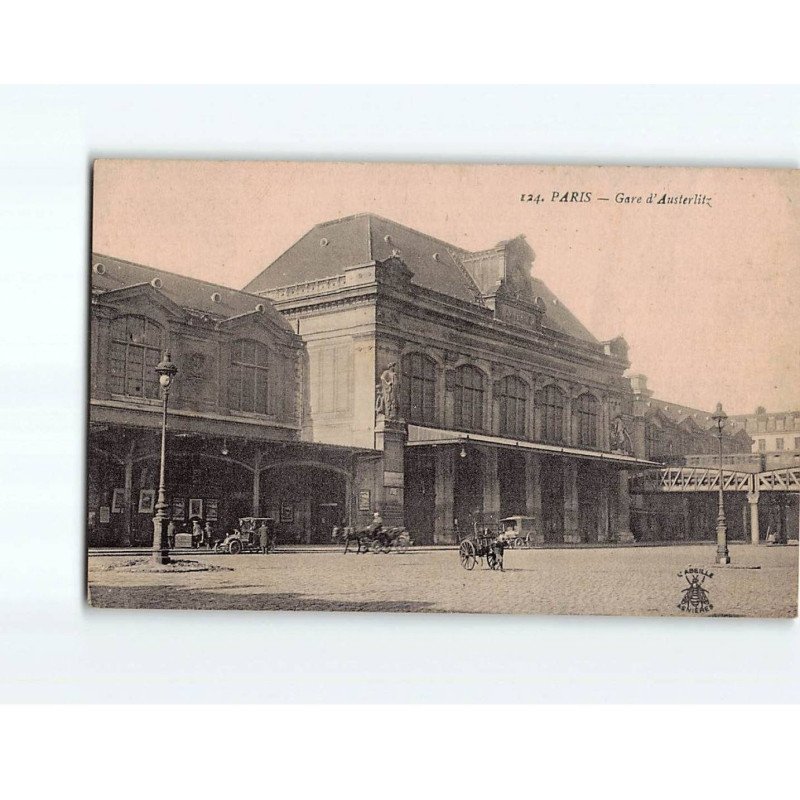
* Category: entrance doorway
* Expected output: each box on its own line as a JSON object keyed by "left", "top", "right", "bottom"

{"left": 454, "top": 448, "right": 484, "bottom": 537}
{"left": 499, "top": 450, "right": 526, "bottom": 519}
{"left": 540, "top": 456, "right": 564, "bottom": 543}
{"left": 262, "top": 464, "right": 347, "bottom": 544}
{"left": 404, "top": 450, "right": 435, "bottom": 545}
{"left": 577, "top": 463, "right": 604, "bottom": 543}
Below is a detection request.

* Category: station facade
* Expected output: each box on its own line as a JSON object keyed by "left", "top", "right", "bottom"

{"left": 90, "top": 213, "right": 761, "bottom": 547}
{"left": 245, "top": 213, "right": 662, "bottom": 545}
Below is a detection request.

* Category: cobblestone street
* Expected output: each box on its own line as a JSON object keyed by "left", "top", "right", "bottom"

{"left": 88, "top": 543, "right": 798, "bottom": 617}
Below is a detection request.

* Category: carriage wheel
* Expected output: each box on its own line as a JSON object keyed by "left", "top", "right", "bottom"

{"left": 396, "top": 534, "right": 410, "bottom": 554}
{"left": 515, "top": 537, "right": 525, "bottom": 549}
{"left": 228, "top": 539, "right": 242, "bottom": 555}
{"left": 370, "top": 538, "right": 382, "bottom": 554}
{"left": 459, "top": 540, "right": 476, "bottom": 570}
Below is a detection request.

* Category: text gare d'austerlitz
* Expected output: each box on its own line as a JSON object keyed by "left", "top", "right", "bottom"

{"left": 521, "top": 190, "right": 713, "bottom": 207}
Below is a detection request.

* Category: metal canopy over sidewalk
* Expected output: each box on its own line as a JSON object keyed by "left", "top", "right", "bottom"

{"left": 406, "top": 424, "right": 659, "bottom": 468}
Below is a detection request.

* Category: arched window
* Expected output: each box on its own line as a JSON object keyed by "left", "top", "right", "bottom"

{"left": 645, "top": 422, "right": 663, "bottom": 459}
{"left": 110, "top": 315, "right": 164, "bottom": 400}
{"left": 452, "top": 365, "right": 485, "bottom": 431}
{"left": 230, "top": 339, "right": 270, "bottom": 414}
{"left": 497, "top": 375, "right": 527, "bottom": 438}
{"left": 536, "top": 384, "right": 565, "bottom": 443}
{"left": 401, "top": 352, "right": 436, "bottom": 425}
{"left": 575, "top": 393, "right": 599, "bottom": 447}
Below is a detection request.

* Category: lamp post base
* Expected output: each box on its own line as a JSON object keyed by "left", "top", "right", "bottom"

{"left": 716, "top": 520, "right": 730, "bottom": 565}
{"left": 152, "top": 513, "right": 171, "bottom": 565}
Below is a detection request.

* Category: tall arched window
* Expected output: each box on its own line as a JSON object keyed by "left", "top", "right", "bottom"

{"left": 110, "top": 315, "right": 164, "bottom": 399}
{"left": 645, "top": 422, "right": 664, "bottom": 459}
{"left": 497, "top": 375, "right": 527, "bottom": 438}
{"left": 575, "top": 393, "right": 599, "bottom": 447}
{"left": 230, "top": 339, "right": 270, "bottom": 414}
{"left": 452, "top": 365, "right": 485, "bottom": 431}
{"left": 536, "top": 384, "right": 565, "bottom": 443}
{"left": 401, "top": 352, "right": 436, "bottom": 425}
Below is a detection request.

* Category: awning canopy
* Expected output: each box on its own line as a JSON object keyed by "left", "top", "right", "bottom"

{"left": 406, "top": 424, "right": 659, "bottom": 468}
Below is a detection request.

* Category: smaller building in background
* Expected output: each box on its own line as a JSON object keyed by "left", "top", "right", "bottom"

{"left": 728, "top": 407, "right": 800, "bottom": 467}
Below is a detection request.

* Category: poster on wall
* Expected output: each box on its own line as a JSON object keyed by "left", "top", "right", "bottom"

{"left": 171, "top": 498, "right": 186, "bottom": 521}
{"left": 205, "top": 499, "right": 219, "bottom": 521}
{"left": 358, "top": 490, "right": 371, "bottom": 512}
{"left": 111, "top": 488, "right": 125, "bottom": 513}
{"left": 280, "top": 502, "right": 294, "bottom": 524}
{"left": 188, "top": 498, "right": 204, "bottom": 520}
{"left": 137, "top": 489, "right": 155, "bottom": 514}
{"left": 98, "top": 506, "right": 111, "bottom": 524}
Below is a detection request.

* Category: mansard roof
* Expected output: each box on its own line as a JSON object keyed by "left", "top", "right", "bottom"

{"left": 91, "top": 253, "right": 293, "bottom": 332}
{"left": 244, "top": 213, "right": 600, "bottom": 343}
{"left": 245, "top": 213, "right": 483, "bottom": 304}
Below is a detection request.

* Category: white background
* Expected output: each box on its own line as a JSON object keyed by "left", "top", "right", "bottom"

{"left": 0, "top": 85, "right": 798, "bottom": 705}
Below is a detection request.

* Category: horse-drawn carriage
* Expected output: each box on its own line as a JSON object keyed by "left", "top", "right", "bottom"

{"left": 458, "top": 529, "right": 510, "bottom": 570}
{"left": 457, "top": 512, "right": 516, "bottom": 571}
{"left": 333, "top": 524, "right": 412, "bottom": 554}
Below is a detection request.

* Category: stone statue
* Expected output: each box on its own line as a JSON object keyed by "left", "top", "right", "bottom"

{"left": 375, "top": 362, "right": 400, "bottom": 420}
{"left": 611, "top": 415, "right": 633, "bottom": 455}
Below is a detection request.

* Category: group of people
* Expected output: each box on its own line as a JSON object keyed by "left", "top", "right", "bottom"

{"left": 165, "top": 518, "right": 216, "bottom": 549}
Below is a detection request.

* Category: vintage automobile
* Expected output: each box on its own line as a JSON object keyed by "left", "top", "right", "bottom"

{"left": 215, "top": 517, "right": 276, "bottom": 554}
{"left": 500, "top": 516, "right": 542, "bottom": 548}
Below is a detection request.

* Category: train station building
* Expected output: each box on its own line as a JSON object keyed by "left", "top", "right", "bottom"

{"left": 91, "top": 213, "right": 773, "bottom": 547}
{"left": 245, "top": 213, "right": 665, "bottom": 545}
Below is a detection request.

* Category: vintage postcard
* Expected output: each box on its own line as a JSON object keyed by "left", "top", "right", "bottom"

{"left": 87, "top": 160, "right": 799, "bottom": 616}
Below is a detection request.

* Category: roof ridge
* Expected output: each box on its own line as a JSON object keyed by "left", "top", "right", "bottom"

{"left": 313, "top": 213, "right": 475, "bottom": 256}
{"left": 92, "top": 252, "right": 267, "bottom": 301}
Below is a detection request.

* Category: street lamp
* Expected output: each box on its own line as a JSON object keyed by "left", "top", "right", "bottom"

{"left": 711, "top": 401, "right": 730, "bottom": 565}
{"left": 152, "top": 351, "right": 178, "bottom": 564}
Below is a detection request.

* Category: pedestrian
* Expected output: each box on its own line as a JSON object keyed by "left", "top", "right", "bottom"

{"left": 166, "top": 519, "right": 176, "bottom": 548}
{"left": 192, "top": 518, "right": 203, "bottom": 548}
{"left": 258, "top": 520, "right": 270, "bottom": 553}
{"left": 203, "top": 521, "right": 213, "bottom": 549}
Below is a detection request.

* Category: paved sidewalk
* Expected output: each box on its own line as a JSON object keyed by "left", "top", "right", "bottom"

{"left": 87, "top": 542, "right": 798, "bottom": 617}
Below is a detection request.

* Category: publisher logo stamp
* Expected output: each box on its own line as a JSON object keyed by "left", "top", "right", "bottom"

{"left": 677, "top": 568, "right": 714, "bottom": 614}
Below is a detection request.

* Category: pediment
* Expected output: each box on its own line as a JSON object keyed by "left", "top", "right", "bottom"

{"left": 97, "top": 283, "right": 187, "bottom": 321}
{"left": 215, "top": 309, "right": 294, "bottom": 342}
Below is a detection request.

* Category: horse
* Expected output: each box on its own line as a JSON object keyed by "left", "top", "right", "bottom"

{"left": 332, "top": 525, "right": 369, "bottom": 554}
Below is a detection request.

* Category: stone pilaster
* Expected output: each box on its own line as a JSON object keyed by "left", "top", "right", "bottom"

{"left": 614, "top": 470, "right": 635, "bottom": 542}
{"left": 597, "top": 472, "right": 611, "bottom": 542}
{"left": 434, "top": 446, "right": 455, "bottom": 543}
{"left": 524, "top": 451, "right": 544, "bottom": 544}
{"left": 375, "top": 417, "right": 406, "bottom": 528}
{"left": 563, "top": 459, "right": 580, "bottom": 544}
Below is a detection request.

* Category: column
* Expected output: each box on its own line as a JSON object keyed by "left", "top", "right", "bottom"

{"left": 434, "top": 446, "right": 455, "bottom": 543}
{"left": 524, "top": 451, "right": 544, "bottom": 544}
{"left": 123, "top": 453, "right": 133, "bottom": 547}
{"left": 563, "top": 459, "right": 580, "bottom": 544}
{"left": 482, "top": 447, "right": 500, "bottom": 522}
{"left": 747, "top": 492, "right": 760, "bottom": 544}
{"left": 252, "top": 451, "right": 262, "bottom": 516}
{"left": 777, "top": 495, "right": 788, "bottom": 545}
{"left": 615, "top": 469, "right": 635, "bottom": 543}
{"left": 597, "top": 470, "right": 611, "bottom": 542}
{"left": 375, "top": 418, "right": 407, "bottom": 528}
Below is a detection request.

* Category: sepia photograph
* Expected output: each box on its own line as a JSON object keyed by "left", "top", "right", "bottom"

{"left": 86, "top": 159, "right": 799, "bottom": 617}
